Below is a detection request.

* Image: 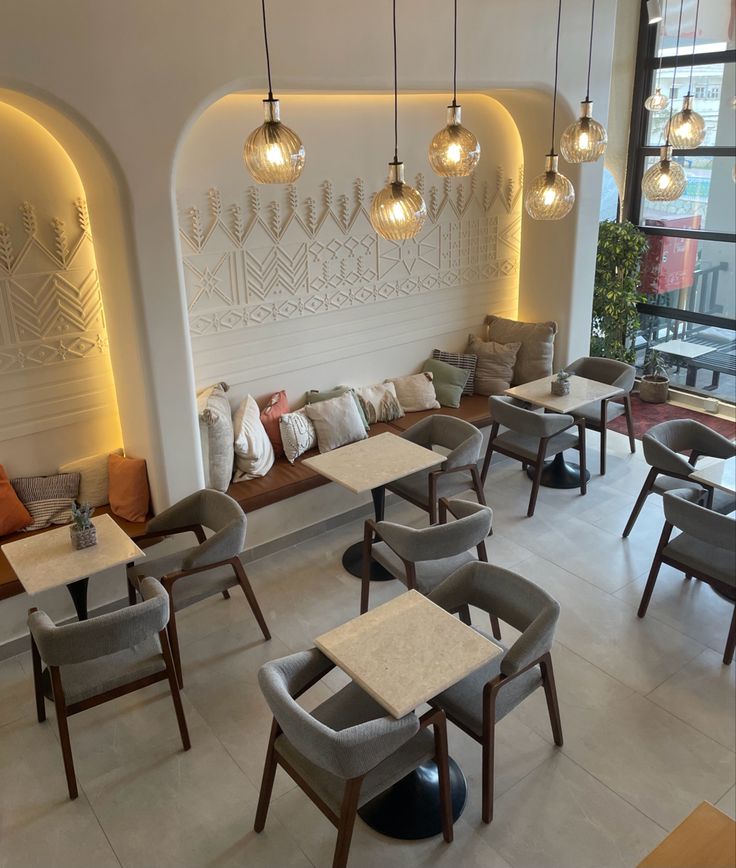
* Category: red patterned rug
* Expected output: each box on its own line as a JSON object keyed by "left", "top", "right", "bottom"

{"left": 609, "top": 395, "right": 736, "bottom": 441}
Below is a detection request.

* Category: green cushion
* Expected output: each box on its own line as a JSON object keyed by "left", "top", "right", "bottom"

{"left": 306, "top": 387, "right": 369, "bottom": 430}
{"left": 421, "top": 359, "right": 469, "bottom": 408}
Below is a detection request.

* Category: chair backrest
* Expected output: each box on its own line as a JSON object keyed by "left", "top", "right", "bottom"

{"left": 489, "top": 396, "right": 574, "bottom": 438}
{"left": 428, "top": 561, "right": 559, "bottom": 677}
{"left": 663, "top": 488, "right": 736, "bottom": 552}
{"left": 643, "top": 419, "right": 735, "bottom": 477}
{"left": 146, "top": 489, "right": 247, "bottom": 569}
{"left": 403, "top": 415, "right": 482, "bottom": 468}
{"left": 375, "top": 499, "right": 492, "bottom": 563}
{"left": 258, "top": 648, "right": 420, "bottom": 779}
{"left": 28, "top": 577, "right": 168, "bottom": 667}
{"left": 566, "top": 356, "right": 636, "bottom": 392}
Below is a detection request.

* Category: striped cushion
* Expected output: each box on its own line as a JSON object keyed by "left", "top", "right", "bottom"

{"left": 10, "top": 473, "right": 80, "bottom": 531}
{"left": 432, "top": 349, "right": 477, "bottom": 395}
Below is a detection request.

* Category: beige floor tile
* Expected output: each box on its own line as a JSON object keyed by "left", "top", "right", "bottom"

{"left": 0, "top": 652, "right": 34, "bottom": 728}
{"left": 716, "top": 785, "right": 736, "bottom": 819}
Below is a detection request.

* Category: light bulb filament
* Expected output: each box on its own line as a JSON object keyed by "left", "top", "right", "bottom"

{"left": 446, "top": 143, "right": 462, "bottom": 164}
{"left": 543, "top": 186, "right": 556, "bottom": 206}
{"left": 266, "top": 144, "right": 285, "bottom": 165}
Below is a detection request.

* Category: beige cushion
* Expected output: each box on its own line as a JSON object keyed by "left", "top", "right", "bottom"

{"left": 354, "top": 382, "right": 404, "bottom": 424}
{"left": 197, "top": 382, "right": 235, "bottom": 491}
{"left": 387, "top": 372, "right": 440, "bottom": 413}
{"left": 485, "top": 314, "right": 557, "bottom": 385}
{"left": 304, "top": 392, "right": 368, "bottom": 453}
{"left": 279, "top": 409, "right": 317, "bottom": 464}
{"left": 59, "top": 448, "right": 123, "bottom": 508}
{"left": 467, "top": 336, "right": 521, "bottom": 395}
{"left": 233, "top": 395, "right": 275, "bottom": 481}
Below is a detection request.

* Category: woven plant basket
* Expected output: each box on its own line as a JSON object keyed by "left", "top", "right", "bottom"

{"left": 70, "top": 525, "right": 97, "bottom": 550}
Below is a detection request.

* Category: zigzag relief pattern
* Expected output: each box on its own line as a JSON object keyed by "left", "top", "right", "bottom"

{"left": 0, "top": 199, "right": 108, "bottom": 373}
{"left": 179, "top": 167, "right": 522, "bottom": 337}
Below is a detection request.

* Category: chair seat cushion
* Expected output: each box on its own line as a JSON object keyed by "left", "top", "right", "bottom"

{"left": 371, "top": 542, "right": 475, "bottom": 594}
{"left": 44, "top": 634, "right": 164, "bottom": 705}
{"left": 275, "top": 682, "right": 435, "bottom": 812}
{"left": 663, "top": 532, "right": 735, "bottom": 586}
{"left": 493, "top": 429, "right": 579, "bottom": 462}
{"left": 653, "top": 476, "right": 705, "bottom": 497}
{"left": 131, "top": 550, "right": 240, "bottom": 611}
{"left": 386, "top": 461, "right": 481, "bottom": 507}
{"left": 574, "top": 400, "right": 626, "bottom": 424}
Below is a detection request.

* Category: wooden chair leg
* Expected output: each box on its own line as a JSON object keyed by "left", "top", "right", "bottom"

{"left": 624, "top": 394, "right": 636, "bottom": 454}
{"left": 481, "top": 714, "right": 496, "bottom": 824}
{"left": 221, "top": 589, "right": 231, "bottom": 600}
{"left": 623, "top": 468, "right": 657, "bottom": 538}
{"left": 30, "top": 634, "right": 46, "bottom": 723}
{"left": 360, "top": 522, "right": 373, "bottom": 614}
{"left": 458, "top": 603, "right": 472, "bottom": 625}
{"left": 599, "top": 407, "right": 607, "bottom": 476}
{"left": 160, "top": 630, "right": 190, "bottom": 750}
{"left": 127, "top": 576, "right": 137, "bottom": 606}
{"left": 528, "top": 460, "right": 544, "bottom": 518}
{"left": 540, "top": 653, "right": 563, "bottom": 746}
{"left": 471, "top": 466, "right": 487, "bottom": 507}
{"left": 232, "top": 559, "right": 271, "bottom": 641}
{"left": 481, "top": 424, "right": 499, "bottom": 484}
{"left": 578, "top": 424, "right": 587, "bottom": 496}
{"left": 254, "top": 719, "right": 280, "bottom": 832}
{"left": 333, "top": 778, "right": 362, "bottom": 868}
{"left": 166, "top": 602, "right": 184, "bottom": 689}
{"left": 723, "top": 606, "right": 736, "bottom": 666}
{"left": 49, "top": 667, "right": 77, "bottom": 800}
{"left": 638, "top": 556, "right": 663, "bottom": 618}
{"left": 432, "top": 713, "right": 454, "bottom": 843}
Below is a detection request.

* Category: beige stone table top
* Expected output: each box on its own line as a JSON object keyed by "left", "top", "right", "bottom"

{"left": 505, "top": 374, "right": 624, "bottom": 414}
{"left": 690, "top": 455, "right": 736, "bottom": 495}
{"left": 1, "top": 513, "right": 145, "bottom": 596}
{"left": 302, "top": 432, "right": 443, "bottom": 494}
{"left": 315, "top": 590, "right": 502, "bottom": 718}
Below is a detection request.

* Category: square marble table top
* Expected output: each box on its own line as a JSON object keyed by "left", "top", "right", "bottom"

{"left": 689, "top": 455, "right": 736, "bottom": 495}
{"left": 505, "top": 374, "right": 625, "bottom": 414}
{"left": 1, "top": 513, "right": 145, "bottom": 596}
{"left": 302, "top": 432, "right": 443, "bottom": 494}
{"left": 315, "top": 590, "right": 502, "bottom": 718}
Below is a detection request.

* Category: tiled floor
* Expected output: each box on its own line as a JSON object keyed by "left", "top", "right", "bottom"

{"left": 1, "top": 431, "right": 734, "bottom": 868}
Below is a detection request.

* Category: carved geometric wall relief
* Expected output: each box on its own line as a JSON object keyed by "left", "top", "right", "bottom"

{"left": 0, "top": 199, "right": 108, "bottom": 373}
{"left": 178, "top": 168, "right": 523, "bottom": 338}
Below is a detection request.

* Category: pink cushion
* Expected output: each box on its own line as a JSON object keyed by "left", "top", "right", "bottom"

{"left": 260, "top": 391, "right": 290, "bottom": 459}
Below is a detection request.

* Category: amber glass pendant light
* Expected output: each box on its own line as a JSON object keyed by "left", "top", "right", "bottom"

{"left": 370, "top": 0, "right": 427, "bottom": 240}
{"left": 560, "top": 0, "right": 607, "bottom": 163}
{"left": 428, "top": 0, "right": 480, "bottom": 177}
{"left": 665, "top": 0, "right": 706, "bottom": 148}
{"left": 645, "top": 0, "right": 670, "bottom": 113}
{"left": 243, "top": 0, "right": 305, "bottom": 184}
{"left": 525, "top": 0, "right": 575, "bottom": 220}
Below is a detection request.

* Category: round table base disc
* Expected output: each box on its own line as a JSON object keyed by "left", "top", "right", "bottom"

{"left": 341, "top": 541, "right": 394, "bottom": 581}
{"left": 527, "top": 455, "right": 591, "bottom": 489}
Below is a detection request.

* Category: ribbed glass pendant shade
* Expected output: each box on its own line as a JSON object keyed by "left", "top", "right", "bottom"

{"left": 642, "top": 145, "right": 687, "bottom": 201}
{"left": 560, "top": 100, "right": 607, "bottom": 163}
{"left": 645, "top": 87, "right": 669, "bottom": 113}
{"left": 429, "top": 104, "right": 481, "bottom": 177}
{"left": 525, "top": 154, "right": 575, "bottom": 220}
{"left": 370, "top": 161, "right": 427, "bottom": 240}
{"left": 665, "top": 96, "right": 706, "bottom": 149}
{"left": 244, "top": 99, "right": 305, "bottom": 184}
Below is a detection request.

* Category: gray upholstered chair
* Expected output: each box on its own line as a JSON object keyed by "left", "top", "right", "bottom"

{"left": 481, "top": 396, "right": 587, "bottom": 517}
{"left": 254, "top": 648, "right": 453, "bottom": 868}
{"left": 427, "top": 562, "right": 562, "bottom": 823}
{"left": 361, "top": 497, "right": 501, "bottom": 638}
{"left": 385, "top": 416, "right": 485, "bottom": 524}
{"left": 622, "top": 419, "right": 736, "bottom": 537}
{"left": 564, "top": 356, "right": 636, "bottom": 474}
{"left": 638, "top": 489, "right": 736, "bottom": 664}
{"left": 28, "top": 577, "right": 189, "bottom": 800}
{"left": 128, "top": 489, "right": 270, "bottom": 686}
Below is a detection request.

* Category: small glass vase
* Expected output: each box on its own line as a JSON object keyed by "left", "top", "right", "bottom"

{"left": 551, "top": 379, "right": 571, "bottom": 396}
{"left": 70, "top": 525, "right": 97, "bottom": 550}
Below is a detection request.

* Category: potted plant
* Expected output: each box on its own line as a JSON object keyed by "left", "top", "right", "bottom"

{"left": 639, "top": 350, "right": 670, "bottom": 403}
{"left": 551, "top": 370, "right": 571, "bottom": 396}
{"left": 70, "top": 501, "right": 97, "bottom": 549}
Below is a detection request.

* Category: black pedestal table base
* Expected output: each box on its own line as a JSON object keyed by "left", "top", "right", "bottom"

{"left": 358, "top": 758, "right": 466, "bottom": 840}
{"left": 342, "top": 485, "right": 394, "bottom": 581}
{"left": 527, "top": 451, "right": 590, "bottom": 489}
{"left": 66, "top": 577, "right": 89, "bottom": 620}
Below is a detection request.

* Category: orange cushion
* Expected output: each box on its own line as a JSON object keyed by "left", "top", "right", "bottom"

{"left": 108, "top": 453, "right": 150, "bottom": 522}
{"left": 260, "top": 390, "right": 290, "bottom": 458}
{"left": 0, "top": 464, "right": 32, "bottom": 535}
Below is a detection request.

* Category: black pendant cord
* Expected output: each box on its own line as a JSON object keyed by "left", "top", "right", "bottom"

{"left": 686, "top": 0, "right": 701, "bottom": 95}
{"left": 393, "top": 0, "right": 399, "bottom": 163}
{"left": 261, "top": 0, "right": 274, "bottom": 100}
{"left": 550, "top": 0, "right": 563, "bottom": 154}
{"left": 585, "top": 0, "right": 595, "bottom": 101}
{"left": 665, "top": 0, "right": 685, "bottom": 144}
{"left": 452, "top": 0, "right": 458, "bottom": 107}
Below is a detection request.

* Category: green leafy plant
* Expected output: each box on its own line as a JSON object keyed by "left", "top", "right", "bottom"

{"left": 556, "top": 370, "right": 571, "bottom": 382}
{"left": 71, "top": 501, "right": 94, "bottom": 530}
{"left": 591, "top": 220, "right": 648, "bottom": 364}
{"left": 642, "top": 349, "right": 669, "bottom": 380}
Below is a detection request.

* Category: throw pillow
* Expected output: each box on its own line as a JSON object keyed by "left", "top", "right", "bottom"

{"left": 306, "top": 386, "right": 369, "bottom": 430}
{"left": 485, "top": 314, "right": 557, "bottom": 385}
{"left": 108, "top": 454, "right": 150, "bottom": 522}
{"left": 304, "top": 392, "right": 368, "bottom": 453}
{"left": 279, "top": 409, "right": 317, "bottom": 464}
{"left": 197, "top": 382, "right": 234, "bottom": 492}
{"left": 387, "top": 373, "right": 440, "bottom": 413}
{"left": 421, "top": 359, "right": 469, "bottom": 409}
{"left": 11, "top": 472, "right": 80, "bottom": 531}
{"left": 467, "top": 336, "right": 521, "bottom": 395}
{"left": 0, "top": 464, "right": 32, "bottom": 535}
{"left": 59, "top": 448, "right": 124, "bottom": 508}
{"left": 354, "top": 382, "right": 404, "bottom": 424}
{"left": 233, "top": 395, "right": 275, "bottom": 481}
{"left": 260, "top": 390, "right": 289, "bottom": 458}
{"left": 431, "top": 349, "right": 477, "bottom": 395}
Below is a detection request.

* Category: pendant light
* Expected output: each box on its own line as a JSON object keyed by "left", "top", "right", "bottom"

{"left": 525, "top": 0, "right": 575, "bottom": 220}
{"left": 665, "top": 0, "right": 706, "bottom": 148}
{"left": 560, "top": 0, "right": 607, "bottom": 163}
{"left": 642, "top": 0, "right": 687, "bottom": 201}
{"left": 428, "top": 0, "right": 480, "bottom": 177}
{"left": 243, "top": 0, "right": 305, "bottom": 184}
{"left": 370, "top": 0, "right": 427, "bottom": 240}
{"left": 645, "top": 0, "right": 670, "bottom": 112}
